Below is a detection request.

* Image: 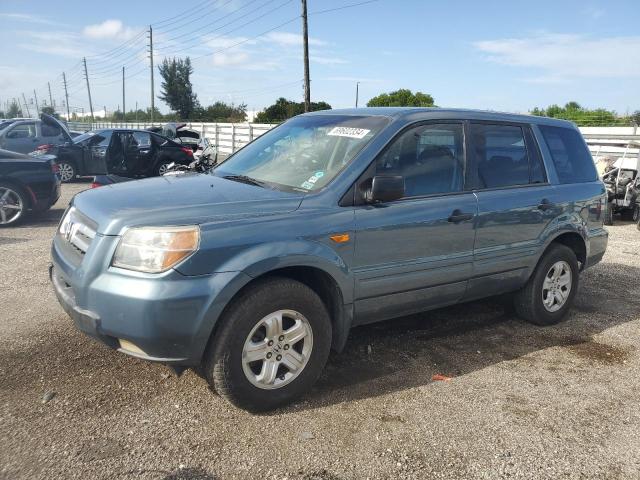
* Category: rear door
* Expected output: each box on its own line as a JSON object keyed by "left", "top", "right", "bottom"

{"left": 353, "top": 122, "right": 478, "bottom": 323}
{"left": 80, "top": 130, "right": 112, "bottom": 175}
{"left": 465, "top": 121, "right": 555, "bottom": 299}
{"left": 124, "top": 131, "right": 154, "bottom": 175}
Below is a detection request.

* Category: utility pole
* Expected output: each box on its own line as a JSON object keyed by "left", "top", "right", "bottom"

{"left": 82, "top": 57, "right": 95, "bottom": 122}
{"left": 355, "top": 81, "right": 360, "bottom": 108}
{"left": 148, "top": 25, "right": 155, "bottom": 123}
{"left": 47, "top": 82, "right": 54, "bottom": 111}
{"left": 135, "top": 101, "right": 138, "bottom": 123}
{"left": 301, "top": 0, "right": 310, "bottom": 112}
{"left": 21, "top": 93, "right": 31, "bottom": 117}
{"left": 62, "top": 72, "right": 71, "bottom": 120}
{"left": 122, "top": 66, "right": 126, "bottom": 123}
{"left": 33, "top": 89, "right": 40, "bottom": 115}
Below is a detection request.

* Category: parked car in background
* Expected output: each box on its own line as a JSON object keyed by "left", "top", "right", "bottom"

{"left": 599, "top": 141, "right": 639, "bottom": 225}
{"left": 0, "top": 115, "right": 72, "bottom": 154}
{"left": 50, "top": 108, "right": 607, "bottom": 411}
{"left": 147, "top": 123, "right": 201, "bottom": 152}
{"left": 0, "top": 148, "right": 61, "bottom": 226}
{"left": 90, "top": 137, "right": 220, "bottom": 188}
{"left": 38, "top": 119, "right": 195, "bottom": 182}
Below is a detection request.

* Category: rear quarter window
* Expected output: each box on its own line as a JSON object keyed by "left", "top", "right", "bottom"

{"left": 539, "top": 125, "right": 597, "bottom": 184}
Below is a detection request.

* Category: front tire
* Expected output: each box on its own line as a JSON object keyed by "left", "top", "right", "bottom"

{"left": 203, "top": 277, "right": 332, "bottom": 412}
{"left": 514, "top": 244, "right": 579, "bottom": 326}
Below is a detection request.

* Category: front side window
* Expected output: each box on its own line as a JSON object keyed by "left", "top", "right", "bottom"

{"left": 7, "top": 123, "right": 36, "bottom": 139}
{"left": 539, "top": 125, "right": 597, "bottom": 184}
{"left": 215, "top": 115, "right": 388, "bottom": 192}
{"left": 41, "top": 122, "right": 61, "bottom": 137}
{"left": 375, "top": 123, "right": 465, "bottom": 197}
{"left": 470, "top": 124, "right": 532, "bottom": 189}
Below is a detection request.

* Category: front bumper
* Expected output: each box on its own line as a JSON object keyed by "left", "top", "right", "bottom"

{"left": 50, "top": 239, "right": 247, "bottom": 365}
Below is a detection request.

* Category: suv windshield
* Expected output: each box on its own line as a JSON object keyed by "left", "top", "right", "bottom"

{"left": 215, "top": 115, "right": 388, "bottom": 192}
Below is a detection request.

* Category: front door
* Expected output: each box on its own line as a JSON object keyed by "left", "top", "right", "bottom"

{"left": 2, "top": 122, "right": 38, "bottom": 153}
{"left": 353, "top": 122, "right": 477, "bottom": 324}
{"left": 79, "top": 130, "right": 112, "bottom": 175}
{"left": 465, "top": 122, "right": 556, "bottom": 299}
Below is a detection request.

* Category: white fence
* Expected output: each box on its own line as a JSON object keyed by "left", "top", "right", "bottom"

{"left": 68, "top": 121, "right": 277, "bottom": 155}
{"left": 67, "top": 122, "right": 640, "bottom": 159}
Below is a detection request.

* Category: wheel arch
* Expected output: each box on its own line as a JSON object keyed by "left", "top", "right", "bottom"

{"left": 544, "top": 230, "right": 587, "bottom": 270}
{"left": 197, "top": 257, "right": 353, "bottom": 365}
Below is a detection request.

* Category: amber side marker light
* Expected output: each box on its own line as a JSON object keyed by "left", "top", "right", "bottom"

{"left": 329, "top": 233, "right": 350, "bottom": 243}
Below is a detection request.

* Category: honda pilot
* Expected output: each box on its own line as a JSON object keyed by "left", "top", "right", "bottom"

{"left": 50, "top": 108, "right": 608, "bottom": 411}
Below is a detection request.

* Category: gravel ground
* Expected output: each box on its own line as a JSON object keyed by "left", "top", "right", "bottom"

{"left": 1, "top": 182, "right": 640, "bottom": 480}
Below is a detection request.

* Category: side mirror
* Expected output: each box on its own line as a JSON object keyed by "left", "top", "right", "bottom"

{"left": 367, "top": 175, "right": 405, "bottom": 203}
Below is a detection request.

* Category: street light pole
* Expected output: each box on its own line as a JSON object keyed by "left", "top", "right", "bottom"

{"left": 355, "top": 82, "right": 360, "bottom": 108}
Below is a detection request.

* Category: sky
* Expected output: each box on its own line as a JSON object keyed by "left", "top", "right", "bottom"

{"left": 1, "top": 0, "right": 639, "bottom": 117}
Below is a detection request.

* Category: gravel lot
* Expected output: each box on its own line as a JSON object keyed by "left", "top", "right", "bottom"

{"left": 1, "top": 182, "right": 639, "bottom": 480}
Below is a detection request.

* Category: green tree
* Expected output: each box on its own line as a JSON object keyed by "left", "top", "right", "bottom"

{"left": 158, "top": 57, "right": 199, "bottom": 120}
{"left": 40, "top": 106, "right": 55, "bottom": 115}
{"left": 254, "top": 97, "right": 331, "bottom": 123}
{"left": 195, "top": 101, "right": 247, "bottom": 122}
{"left": 7, "top": 101, "right": 22, "bottom": 118}
{"left": 630, "top": 110, "right": 640, "bottom": 126}
{"left": 366, "top": 88, "right": 435, "bottom": 107}
{"left": 529, "top": 102, "right": 624, "bottom": 126}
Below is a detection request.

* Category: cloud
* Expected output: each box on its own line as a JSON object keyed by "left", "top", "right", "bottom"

{"left": 17, "top": 31, "right": 86, "bottom": 58}
{"left": 264, "top": 32, "right": 327, "bottom": 47}
{"left": 473, "top": 33, "right": 640, "bottom": 80}
{"left": 310, "top": 55, "right": 349, "bottom": 65}
{"left": 83, "top": 19, "right": 137, "bottom": 40}
{"left": 584, "top": 6, "right": 605, "bottom": 19}
{"left": 0, "top": 13, "right": 60, "bottom": 26}
{"left": 212, "top": 51, "right": 250, "bottom": 67}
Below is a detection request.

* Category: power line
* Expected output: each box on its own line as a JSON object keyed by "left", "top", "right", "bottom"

{"left": 156, "top": 0, "right": 295, "bottom": 57}
{"left": 309, "top": 0, "right": 380, "bottom": 15}
{"left": 155, "top": 0, "right": 237, "bottom": 36}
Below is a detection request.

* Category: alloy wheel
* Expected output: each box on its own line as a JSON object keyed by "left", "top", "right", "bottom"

{"left": 0, "top": 187, "right": 24, "bottom": 225}
{"left": 58, "top": 162, "right": 75, "bottom": 182}
{"left": 542, "top": 260, "right": 572, "bottom": 312}
{"left": 241, "top": 309, "right": 313, "bottom": 390}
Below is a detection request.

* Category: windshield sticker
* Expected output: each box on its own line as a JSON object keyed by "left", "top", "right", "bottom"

{"left": 327, "top": 127, "right": 371, "bottom": 139}
{"left": 300, "top": 171, "right": 325, "bottom": 190}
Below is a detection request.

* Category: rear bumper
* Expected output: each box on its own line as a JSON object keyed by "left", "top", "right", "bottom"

{"left": 50, "top": 241, "right": 247, "bottom": 365}
{"left": 585, "top": 227, "right": 608, "bottom": 269}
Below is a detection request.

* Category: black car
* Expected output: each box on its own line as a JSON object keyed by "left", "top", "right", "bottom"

{"left": 36, "top": 117, "right": 195, "bottom": 182}
{"left": 0, "top": 148, "right": 61, "bottom": 226}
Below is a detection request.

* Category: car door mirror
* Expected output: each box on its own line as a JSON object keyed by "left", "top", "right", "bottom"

{"left": 367, "top": 175, "right": 405, "bottom": 203}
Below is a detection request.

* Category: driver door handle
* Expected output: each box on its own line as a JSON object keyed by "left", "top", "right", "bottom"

{"left": 448, "top": 209, "right": 474, "bottom": 223}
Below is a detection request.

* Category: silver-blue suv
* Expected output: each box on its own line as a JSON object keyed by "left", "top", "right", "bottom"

{"left": 50, "top": 108, "right": 608, "bottom": 411}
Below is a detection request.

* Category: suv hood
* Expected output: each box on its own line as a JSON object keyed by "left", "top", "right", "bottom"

{"left": 73, "top": 173, "right": 304, "bottom": 235}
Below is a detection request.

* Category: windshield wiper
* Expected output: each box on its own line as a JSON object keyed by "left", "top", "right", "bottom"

{"left": 222, "top": 174, "right": 266, "bottom": 188}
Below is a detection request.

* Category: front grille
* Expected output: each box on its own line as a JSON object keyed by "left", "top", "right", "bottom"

{"left": 60, "top": 207, "right": 97, "bottom": 256}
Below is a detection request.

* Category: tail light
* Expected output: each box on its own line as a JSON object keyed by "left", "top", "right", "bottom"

{"left": 90, "top": 181, "right": 102, "bottom": 188}
{"left": 51, "top": 162, "right": 60, "bottom": 174}
{"left": 180, "top": 147, "right": 194, "bottom": 157}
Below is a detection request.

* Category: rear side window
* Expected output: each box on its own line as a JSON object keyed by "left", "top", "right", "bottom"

{"left": 539, "top": 125, "right": 597, "bottom": 184}
{"left": 470, "top": 124, "right": 532, "bottom": 188}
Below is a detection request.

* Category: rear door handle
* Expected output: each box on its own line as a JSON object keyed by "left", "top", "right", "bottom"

{"left": 537, "top": 199, "right": 555, "bottom": 211}
{"left": 448, "top": 209, "right": 474, "bottom": 223}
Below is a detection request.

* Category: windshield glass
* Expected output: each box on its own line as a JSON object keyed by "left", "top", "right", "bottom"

{"left": 215, "top": 115, "right": 388, "bottom": 192}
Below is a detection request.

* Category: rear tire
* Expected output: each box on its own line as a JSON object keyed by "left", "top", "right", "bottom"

{"left": 203, "top": 277, "right": 332, "bottom": 412}
{"left": 513, "top": 244, "right": 579, "bottom": 326}
{"left": 604, "top": 201, "right": 614, "bottom": 226}
{"left": 631, "top": 204, "right": 639, "bottom": 222}
{"left": 57, "top": 161, "right": 76, "bottom": 183}
{"left": 0, "top": 182, "right": 28, "bottom": 227}
{"left": 155, "top": 161, "right": 171, "bottom": 176}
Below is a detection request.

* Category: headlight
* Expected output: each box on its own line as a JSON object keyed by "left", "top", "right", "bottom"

{"left": 59, "top": 206, "right": 75, "bottom": 237}
{"left": 112, "top": 226, "right": 200, "bottom": 273}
